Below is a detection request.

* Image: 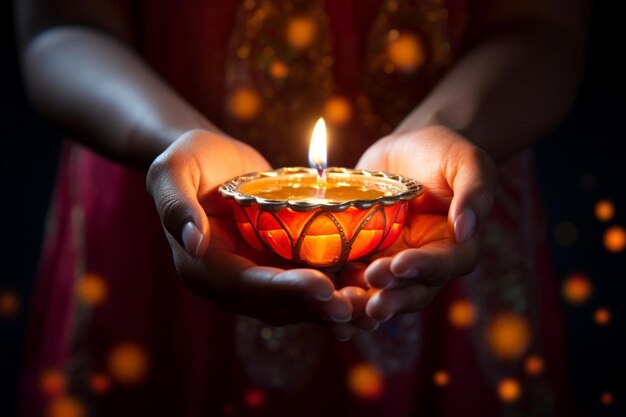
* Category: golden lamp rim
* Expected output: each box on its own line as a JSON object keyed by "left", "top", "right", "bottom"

{"left": 218, "top": 167, "right": 423, "bottom": 212}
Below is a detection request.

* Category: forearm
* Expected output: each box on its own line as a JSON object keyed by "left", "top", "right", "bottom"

{"left": 395, "top": 20, "right": 586, "bottom": 161}
{"left": 21, "top": 26, "right": 220, "bottom": 169}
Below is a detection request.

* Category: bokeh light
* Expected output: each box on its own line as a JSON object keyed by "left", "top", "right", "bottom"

{"left": 89, "top": 373, "right": 111, "bottom": 394}
{"left": 269, "top": 61, "right": 289, "bottom": 79}
{"left": 561, "top": 273, "right": 593, "bottom": 305}
{"left": 448, "top": 299, "right": 477, "bottom": 328}
{"left": 524, "top": 355, "right": 544, "bottom": 376}
{"left": 554, "top": 221, "right": 578, "bottom": 246}
{"left": 486, "top": 312, "right": 531, "bottom": 361}
{"left": 594, "top": 307, "right": 611, "bottom": 325}
{"left": 600, "top": 391, "right": 614, "bottom": 405}
{"left": 603, "top": 225, "right": 626, "bottom": 253}
{"left": 76, "top": 273, "right": 107, "bottom": 305}
{"left": 228, "top": 87, "right": 262, "bottom": 121}
{"left": 40, "top": 369, "right": 66, "bottom": 397}
{"left": 286, "top": 17, "right": 317, "bottom": 50}
{"left": 433, "top": 370, "right": 450, "bottom": 387}
{"left": 244, "top": 388, "right": 265, "bottom": 408}
{"left": 323, "top": 96, "right": 352, "bottom": 126}
{"left": 347, "top": 362, "right": 384, "bottom": 399}
{"left": 107, "top": 342, "right": 148, "bottom": 386}
{"left": 0, "top": 288, "right": 20, "bottom": 319}
{"left": 594, "top": 199, "right": 615, "bottom": 222}
{"left": 497, "top": 378, "right": 521, "bottom": 402}
{"left": 387, "top": 33, "right": 425, "bottom": 73}
{"left": 46, "top": 396, "right": 85, "bottom": 417}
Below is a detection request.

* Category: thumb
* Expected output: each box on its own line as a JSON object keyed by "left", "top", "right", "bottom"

{"left": 445, "top": 142, "right": 497, "bottom": 244}
{"left": 147, "top": 152, "right": 210, "bottom": 258}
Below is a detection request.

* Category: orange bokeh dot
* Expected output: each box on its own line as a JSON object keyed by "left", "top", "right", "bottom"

{"left": 448, "top": 299, "right": 477, "bottom": 328}
{"left": 40, "top": 369, "right": 66, "bottom": 397}
{"left": 270, "top": 61, "right": 289, "bottom": 79}
{"left": 286, "top": 17, "right": 318, "bottom": 50}
{"left": 244, "top": 389, "right": 265, "bottom": 408}
{"left": 76, "top": 273, "right": 107, "bottom": 305}
{"left": 524, "top": 355, "right": 544, "bottom": 376}
{"left": 561, "top": 273, "right": 592, "bottom": 305}
{"left": 89, "top": 373, "right": 111, "bottom": 394}
{"left": 107, "top": 343, "right": 148, "bottom": 386}
{"left": 498, "top": 378, "right": 521, "bottom": 402}
{"left": 228, "top": 87, "right": 262, "bottom": 121}
{"left": 46, "top": 396, "right": 85, "bottom": 417}
{"left": 601, "top": 391, "right": 614, "bottom": 405}
{"left": 387, "top": 33, "right": 425, "bottom": 73}
{"left": 595, "top": 200, "right": 615, "bottom": 222}
{"left": 486, "top": 312, "right": 531, "bottom": 361}
{"left": 594, "top": 307, "right": 611, "bottom": 325}
{"left": 433, "top": 370, "right": 450, "bottom": 387}
{"left": 347, "top": 363, "right": 384, "bottom": 399}
{"left": 0, "top": 289, "right": 20, "bottom": 318}
{"left": 323, "top": 96, "right": 352, "bottom": 126}
{"left": 604, "top": 225, "right": 626, "bottom": 253}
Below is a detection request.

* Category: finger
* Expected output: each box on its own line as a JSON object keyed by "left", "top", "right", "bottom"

{"left": 311, "top": 292, "right": 353, "bottom": 323}
{"left": 365, "top": 285, "right": 440, "bottom": 321}
{"left": 363, "top": 257, "right": 398, "bottom": 289}
{"left": 352, "top": 316, "right": 380, "bottom": 331}
{"left": 147, "top": 143, "right": 209, "bottom": 258}
{"left": 331, "top": 323, "right": 358, "bottom": 341}
{"left": 443, "top": 141, "right": 497, "bottom": 243}
{"left": 339, "top": 286, "right": 370, "bottom": 317}
{"left": 387, "top": 234, "right": 481, "bottom": 286}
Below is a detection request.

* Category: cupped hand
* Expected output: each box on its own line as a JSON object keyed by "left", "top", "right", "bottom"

{"left": 146, "top": 130, "right": 353, "bottom": 326}
{"left": 353, "top": 125, "right": 497, "bottom": 322}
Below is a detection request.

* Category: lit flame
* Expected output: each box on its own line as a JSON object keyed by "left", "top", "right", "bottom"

{"left": 308, "top": 118, "right": 327, "bottom": 171}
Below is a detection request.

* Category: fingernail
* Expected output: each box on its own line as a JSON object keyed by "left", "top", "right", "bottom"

{"left": 337, "top": 334, "right": 353, "bottom": 342}
{"left": 182, "top": 222, "right": 203, "bottom": 258}
{"left": 454, "top": 208, "right": 476, "bottom": 244}
{"left": 396, "top": 268, "right": 419, "bottom": 278}
{"left": 329, "top": 313, "right": 352, "bottom": 323}
{"left": 315, "top": 291, "right": 333, "bottom": 301}
{"left": 384, "top": 279, "right": 398, "bottom": 289}
{"left": 370, "top": 322, "right": 380, "bottom": 331}
{"left": 380, "top": 312, "right": 394, "bottom": 323}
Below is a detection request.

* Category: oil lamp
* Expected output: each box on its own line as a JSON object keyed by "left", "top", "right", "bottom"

{"left": 218, "top": 118, "right": 423, "bottom": 267}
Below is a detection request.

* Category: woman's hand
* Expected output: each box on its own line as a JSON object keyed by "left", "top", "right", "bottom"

{"left": 146, "top": 130, "right": 353, "bottom": 326}
{"left": 354, "top": 125, "right": 497, "bottom": 322}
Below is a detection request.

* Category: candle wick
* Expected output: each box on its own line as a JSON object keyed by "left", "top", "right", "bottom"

{"left": 314, "top": 160, "right": 326, "bottom": 183}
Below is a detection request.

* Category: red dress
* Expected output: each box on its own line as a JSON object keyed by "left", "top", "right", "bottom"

{"left": 20, "top": 1, "right": 572, "bottom": 416}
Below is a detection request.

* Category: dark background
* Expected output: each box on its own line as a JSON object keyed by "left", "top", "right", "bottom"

{"left": 1, "top": 2, "right": 624, "bottom": 416}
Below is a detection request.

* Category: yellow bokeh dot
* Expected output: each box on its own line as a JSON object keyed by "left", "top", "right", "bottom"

{"left": 561, "top": 273, "right": 592, "bottom": 305}
{"left": 323, "top": 96, "right": 353, "bottom": 126}
{"left": 486, "top": 312, "right": 531, "bottom": 361}
{"left": 107, "top": 343, "right": 148, "bottom": 386}
{"left": 47, "top": 396, "right": 85, "bottom": 417}
{"left": 76, "top": 273, "right": 107, "bottom": 305}
{"left": 387, "top": 33, "right": 425, "bottom": 73}
{"left": 40, "top": 369, "right": 66, "bottom": 397}
{"left": 448, "top": 299, "right": 477, "bottom": 328}
{"left": 228, "top": 87, "right": 262, "bottom": 121}
{"left": 524, "top": 355, "right": 544, "bottom": 376}
{"left": 347, "top": 363, "right": 383, "bottom": 399}
{"left": 603, "top": 225, "right": 626, "bottom": 253}
{"left": 595, "top": 200, "right": 615, "bottom": 222}
{"left": 498, "top": 378, "right": 521, "bottom": 402}
{"left": 594, "top": 307, "right": 611, "bottom": 325}
{"left": 270, "top": 61, "right": 289, "bottom": 79}
{"left": 286, "top": 17, "right": 317, "bottom": 50}
{"left": 433, "top": 370, "right": 450, "bottom": 387}
{"left": 0, "top": 289, "right": 20, "bottom": 318}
